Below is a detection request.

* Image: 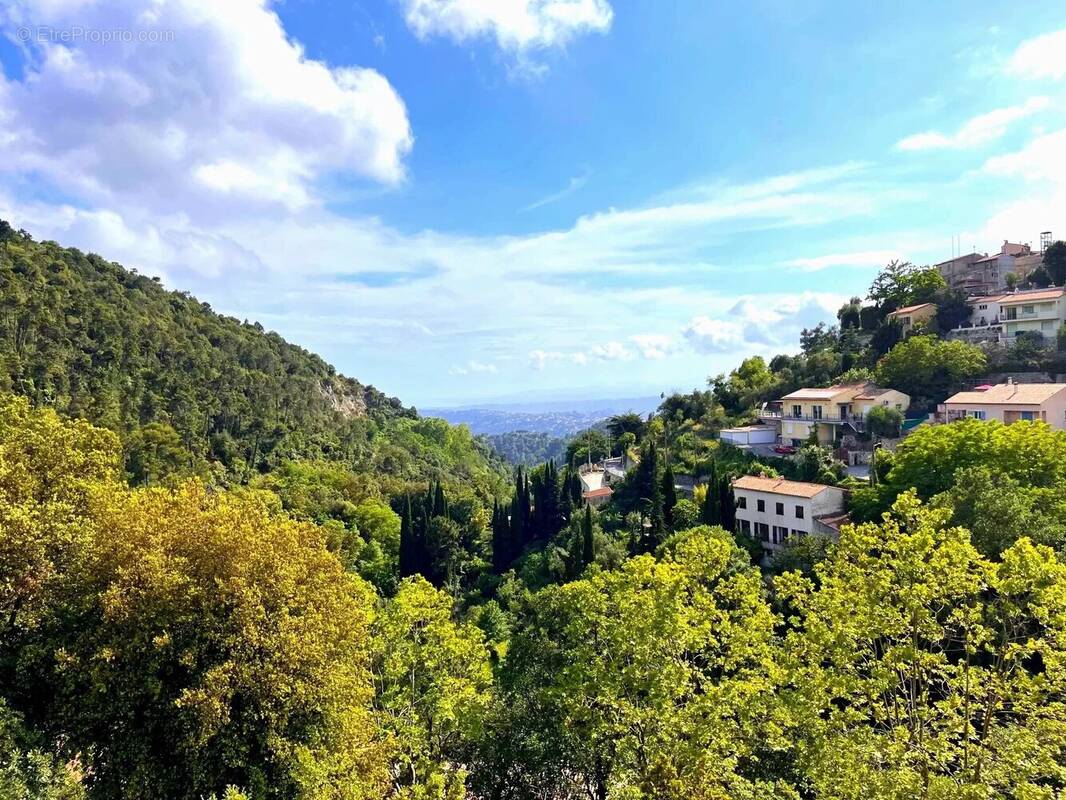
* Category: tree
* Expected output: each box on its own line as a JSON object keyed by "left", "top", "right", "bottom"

{"left": 874, "top": 335, "right": 986, "bottom": 406}
{"left": 837, "top": 297, "right": 862, "bottom": 329}
{"left": 865, "top": 404, "right": 904, "bottom": 437}
{"left": 869, "top": 318, "right": 903, "bottom": 358}
{"left": 486, "top": 526, "right": 789, "bottom": 799}
{"left": 565, "top": 429, "right": 610, "bottom": 466}
{"left": 778, "top": 491, "right": 1066, "bottom": 798}
{"left": 372, "top": 578, "right": 493, "bottom": 799}
{"left": 853, "top": 418, "right": 1066, "bottom": 521}
{"left": 1043, "top": 240, "right": 1066, "bottom": 285}
{"left": 11, "top": 481, "right": 388, "bottom": 799}
{"left": 581, "top": 505, "right": 595, "bottom": 570}
{"left": 125, "top": 422, "right": 197, "bottom": 486}
{"left": 660, "top": 464, "right": 677, "bottom": 531}
{"left": 867, "top": 260, "right": 946, "bottom": 310}
{"left": 605, "top": 413, "right": 646, "bottom": 443}
{"left": 930, "top": 287, "right": 970, "bottom": 332}
{"left": 799, "top": 322, "right": 838, "bottom": 354}
{"left": 1027, "top": 264, "right": 1052, "bottom": 288}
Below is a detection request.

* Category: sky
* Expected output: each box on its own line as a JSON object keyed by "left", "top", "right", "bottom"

{"left": 1, "top": 2, "right": 1066, "bottom": 408}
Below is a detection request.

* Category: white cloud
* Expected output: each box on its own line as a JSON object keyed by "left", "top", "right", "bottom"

{"left": 0, "top": 0, "right": 413, "bottom": 220}
{"left": 682, "top": 317, "right": 746, "bottom": 354}
{"left": 522, "top": 169, "right": 590, "bottom": 211}
{"left": 399, "top": 0, "right": 612, "bottom": 53}
{"left": 589, "top": 340, "right": 633, "bottom": 361}
{"left": 629, "top": 334, "right": 675, "bottom": 360}
{"left": 977, "top": 128, "right": 1066, "bottom": 241}
{"left": 683, "top": 292, "right": 846, "bottom": 356}
{"left": 529, "top": 349, "right": 566, "bottom": 370}
{"left": 449, "top": 359, "right": 498, "bottom": 375}
{"left": 786, "top": 249, "right": 902, "bottom": 272}
{"left": 1007, "top": 29, "right": 1066, "bottom": 80}
{"left": 895, "top": 96, "right": 1050, "bottom": 151}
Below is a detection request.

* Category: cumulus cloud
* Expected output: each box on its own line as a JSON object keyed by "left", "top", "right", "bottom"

{"left": 399, "top": 0, "right": 612, "bottom": 52}
{"left": 895, "top": 96, "right": 1050, "bottom": 151}
{"left": 629, "top": 334, "right": 675, "bottom": 360}
{"left": 589, "top": 340, "right": 633, "bottom": 361}
{"left": 1007, "top": 29, "right": 1066, "bottom": 80}
{"left": 529, "top": 349, "right": 566, "bottom": 370}
{"left": 683, "top": 293, "right": 846, "bottom": 356}
{"left": 0, "top": 0, "right": 413, "bottom": 221}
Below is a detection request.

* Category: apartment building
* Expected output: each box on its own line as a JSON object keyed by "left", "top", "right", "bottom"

{"left": 758, "top": 382, "right": 910, "bottom": 446}
{"left": 939, "top": 381, "right": 1066, "bottom": 430}
{"left": 937, "top": 239, "right": 1048, "bottom": 296}
{"left": 732, "top": 475, "right": 847, "bottom": 558}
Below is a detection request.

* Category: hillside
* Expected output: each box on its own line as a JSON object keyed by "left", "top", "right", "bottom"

{"left": 0, "top": 222, "right": 505, "bottom": 492}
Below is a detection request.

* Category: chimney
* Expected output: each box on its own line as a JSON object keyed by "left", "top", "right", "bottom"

{"left": 1007, "top": 377, "right": 1014, "bottom": 386}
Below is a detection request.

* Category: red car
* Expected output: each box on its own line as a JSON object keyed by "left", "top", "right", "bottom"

{"left": 773, "top": 445, "right": 797, "bottom": 455}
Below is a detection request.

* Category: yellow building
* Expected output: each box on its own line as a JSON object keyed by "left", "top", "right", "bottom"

{"left": 759, "top": 383, "right": 910, "bottom": 446}
{"left": 886, "top": 302, "right": 937, "bottom": 334}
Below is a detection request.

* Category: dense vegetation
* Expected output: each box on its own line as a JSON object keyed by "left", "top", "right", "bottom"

{"left": 6, "top": 391, "right": 1066, "bottom": 799}
{"left": 7, "top": 225, "right": 1066, "bottom": 798}
{"left": 0, "top": 223, "right": 506, "bottom": 496}
{"left": 482, "top": 430, "right": 567, "bottom": 466}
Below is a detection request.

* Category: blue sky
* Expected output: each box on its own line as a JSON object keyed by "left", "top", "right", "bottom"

{"left": 2, "top": 1, "right": 1066, "bottom": 407}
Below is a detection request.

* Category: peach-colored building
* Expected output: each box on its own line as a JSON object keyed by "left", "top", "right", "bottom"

{"left": 940, "top": 381, "right": 1066, "bottom": 430}
{"left": 887, "top": 302, "right": 936, "bottom": 334}
{"left": 757, "top": 382, "right": 910, "bottom": 446}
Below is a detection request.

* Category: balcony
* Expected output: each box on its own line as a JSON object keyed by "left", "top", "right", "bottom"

{"left": 757, "top": 409, "right": 866, "bottom": 431}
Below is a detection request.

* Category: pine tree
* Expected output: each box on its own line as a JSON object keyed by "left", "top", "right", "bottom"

{"left": 636, "top": 440, "right": 664, "bottom": 554}
{"left": 661, "top": 463, "right": 677, "bottom": 531}
{"left": 491, "top": 499, "right": 510, "bottom": 573}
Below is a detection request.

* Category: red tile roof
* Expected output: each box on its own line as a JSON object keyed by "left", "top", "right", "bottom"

{"left": 583, "top": 487, "right": 613, "bottom": 498}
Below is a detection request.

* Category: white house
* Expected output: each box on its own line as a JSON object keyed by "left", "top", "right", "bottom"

{"left": 719, "top": 425, "right": 778, "bottom": 447}
{"left": 732, "top": 475, "right": 847, "bottom": 558}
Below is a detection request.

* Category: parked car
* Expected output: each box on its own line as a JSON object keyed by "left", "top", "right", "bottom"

{"left": 773, "top": 445, "right": 797, "bottom": 455}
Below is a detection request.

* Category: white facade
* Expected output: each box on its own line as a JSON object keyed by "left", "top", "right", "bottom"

{"left": 719, "top": 426, "right": 778, "bottom": 446}
{"left": 732, "top": 476, "right": 846, "bottom": 558}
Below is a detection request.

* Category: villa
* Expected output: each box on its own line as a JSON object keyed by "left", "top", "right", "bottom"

{"left": 757, "top": 382, "right": 910, "bottom": 446}
{"left": 939, "top": 380, "right": 1066, "bottom": 430}
{"left": 886, "top": 302, "right": 936, "bottom": 334}
{"left": 731, "top": 475, "right": 848, "bottom": 559}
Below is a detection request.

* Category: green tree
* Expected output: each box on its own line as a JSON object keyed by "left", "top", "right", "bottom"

{"left": 372, "top": 578, "right": 493, "bottom": 800}
{"left": 487, "top": 526, "right": 789, "bottom": 799}
{"left": 874, "top": 336, "right": 986, "bottom": 406}
{"left": 867, "top": 260, "right": 946, "bottom": 310}
{"left": 1043, "top": 240, "right": 1066, "bottom": 285}
{"left": 866, "top": 405, "right": 904, "bottom": 437}
{"left": 779, "top": 491, "right": 1066, "bottom": 798}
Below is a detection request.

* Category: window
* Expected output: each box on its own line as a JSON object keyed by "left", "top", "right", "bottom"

{"left": 740, "top": 519, "right": 751, "bottom": 534}
{"left": 792, "top": 529, "right": 805, "bottom": 538}
{"left": 978, "top": 304, "right": 988, "bottom": 310}
{"left": 969, "top": 410, "right": 986, "bottom": 420}
{"left": 756, "top": 499, "right": 765, "bottom": 513}
{"left": 736, "top": 495, "right": 747, "bottom": 509}
{"left": 811, "top": 405, "right": 823, "bottom": 420}
{"left": 1023, "top": 305, "right": 1035, "bottom": 316}
{"left": 755, "top": 522, "right": 769, "bottom": 542}
{"left": 795, "top": 505, "right": 805, "bottom": 519}
{"left": 775, "top": 502, "right": 784, "bottom": 515}
{"left": 1020, "top": 411, "right": 1036, "bottom": 421}
{"left": 792, "top": 404, "right": 802, "bottom": 418}
{"left": 772, "top": 525, "right": 789, "bottom": 544}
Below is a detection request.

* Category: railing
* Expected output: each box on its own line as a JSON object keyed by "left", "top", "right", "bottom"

{"left": 757, "top": 409, "right": 866, "bottom": 431}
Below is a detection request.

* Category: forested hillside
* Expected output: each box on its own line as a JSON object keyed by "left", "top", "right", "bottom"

{"left": 0, "top": 221, "right": 505, "bottom": 493}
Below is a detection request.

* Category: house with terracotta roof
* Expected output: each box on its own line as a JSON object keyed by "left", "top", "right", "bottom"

{"left": 731, "top": 475, "right": 847, "bottom": 558}
{"left": 757, "top": 382, "right": 910, "bottom": 446}
{"left": 886, "top": 302, "right": 936, "bottom": 334}
{"left": 939, "top": 380, "right": 1066, "bottom": 430}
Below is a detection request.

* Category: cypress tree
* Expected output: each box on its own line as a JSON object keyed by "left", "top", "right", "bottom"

{"left": 701, "top": 461, "right": 719, "bottom": 525}
{"left": 661, "top": 463, "right": 677, "bottom": 531}
{"left": 398, "top": 494, "right": 416, "bottom": 578}
{"left": 718, "top": 476, "right": 736, "bottom": 532}
{"left": 581, "top": 504, "right": 595, "bottom": 569}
